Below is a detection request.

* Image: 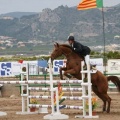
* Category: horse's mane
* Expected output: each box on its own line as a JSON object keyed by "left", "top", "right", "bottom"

{"left": 59, "top": 43, "right": 83, "bottom": 59}
{"left": 59, "top": 44, "right": 72, "bottom": 50}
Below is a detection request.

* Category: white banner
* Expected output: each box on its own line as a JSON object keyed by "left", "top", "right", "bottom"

{"left": 53, "top": 58, "right": 103, "bottom": 74}
{"left": 12, "top": 62, "right": 21, "bottom": 76}
{"left": 0, "top": 61, "right": 38, "bottom": 77}
{"left": 108, "top": 59, "right": 120, "bottom": 74}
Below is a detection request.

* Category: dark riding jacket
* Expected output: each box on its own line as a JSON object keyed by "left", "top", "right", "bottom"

{"left": 71, "top": 41, "right": 91, "bottom": 56}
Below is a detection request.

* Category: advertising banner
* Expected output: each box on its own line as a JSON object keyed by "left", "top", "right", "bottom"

{"left": 108, "top": 59, "right": 120, "bottom": 74}
{"left": 53, "top": 59, "right": 67, "bottom": 74}
{"left": 0, "top": 62, "right": 12, "bottom": 76}
{"left": 0, "top": 61, "right": 37, "bottom": 77}
{"left": 53, "top": 58, "right": 103, "bottom": 74}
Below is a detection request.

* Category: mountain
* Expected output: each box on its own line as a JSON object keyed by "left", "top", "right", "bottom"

{"left": 0, "top": 5, "right": 120, "bottom": 46}
{"left": 0, "top": 12, "right": 37, "bottom": 18}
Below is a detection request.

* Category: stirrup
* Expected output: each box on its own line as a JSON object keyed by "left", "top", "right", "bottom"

{"left": 90, "top": 64, "right": 97, "bottom": 70}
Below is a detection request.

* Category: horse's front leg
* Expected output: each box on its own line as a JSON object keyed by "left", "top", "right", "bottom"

{"left": 59, "top": 67, "right": 67, "bottom": 80}
{"left": 64, "top": 69, "right": 76, "bottom": 78}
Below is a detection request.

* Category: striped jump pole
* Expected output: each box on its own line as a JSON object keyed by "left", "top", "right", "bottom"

{"left": 28, "top": 87, "right": 82, "bottom": 91}
{"left": 43, "top": 58, "right": 69, "bottom": 120}
{"left": 29, "top": 104, "right": 83, "bottom": 110}
{"left": 0, "top": 80, "right": 82, "bottom": 84}
{"left": 28, "top": 95, "right": 85, "bottom": 100}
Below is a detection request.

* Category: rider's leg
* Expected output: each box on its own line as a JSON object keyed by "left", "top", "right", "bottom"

{"left": 85, "top": 55, "right": 90, "bottom": 66}
{"left": 84, "top": 55, "right": 90, "bottom": 70}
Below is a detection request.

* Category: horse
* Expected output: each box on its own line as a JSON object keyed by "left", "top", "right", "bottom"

{"left": 50, "top": 42, "right": 120, "bottom": 113}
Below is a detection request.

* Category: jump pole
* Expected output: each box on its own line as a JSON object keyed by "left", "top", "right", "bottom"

{"left": 18, "top": 62, "right": 48, "bottom": 114}
{"left": 43, "top": 58, "right": 69, "bottom": 120}
{"left": 75, "top": 55, "right": 99, "bottom": 118}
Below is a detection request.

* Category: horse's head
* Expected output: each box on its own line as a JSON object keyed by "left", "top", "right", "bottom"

{"left": 51, "top": 42, "right": 80, "bottom": 61}
{"left": 50, "top": 43, "right": 63, "bottom": 60}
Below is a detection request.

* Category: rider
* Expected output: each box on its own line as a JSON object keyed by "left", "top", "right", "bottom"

{"left": 67, "top": 35, "right": 91, "bottom": 68}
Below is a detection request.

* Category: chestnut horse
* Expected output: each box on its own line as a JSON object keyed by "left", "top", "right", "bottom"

{"left": 50, "top": 43, "right": 120, "bottom": 113}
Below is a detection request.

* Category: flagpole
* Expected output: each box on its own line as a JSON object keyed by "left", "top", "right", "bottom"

{"left": 101, "top": 7, "right": 106, "bottom": 73}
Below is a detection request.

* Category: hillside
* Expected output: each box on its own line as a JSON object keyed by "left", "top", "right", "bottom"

{"left": 0, "top": 5, "right": 120, "bottom": 50}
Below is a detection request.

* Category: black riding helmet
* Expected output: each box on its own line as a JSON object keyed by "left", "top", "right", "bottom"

{"left": 67, "top": 36, "right": 74, "bottom": 41}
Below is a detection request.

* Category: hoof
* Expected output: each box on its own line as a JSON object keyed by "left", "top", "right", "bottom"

{"left": 107, "top": 110, "right": 110, "bottom": 113}
{"left": 102, "top": 107, "right": 106, "bottom": 112}
{"left": 102, "top": 111, "right": 106, "bottom": 113}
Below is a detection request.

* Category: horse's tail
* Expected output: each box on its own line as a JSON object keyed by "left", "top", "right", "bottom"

{"left": 107, "top": 76, "right": 120, "bottom": 92}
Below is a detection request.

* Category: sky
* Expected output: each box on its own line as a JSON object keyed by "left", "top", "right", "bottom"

{"left": 0, "top": 0, "right": 120, "bottom": 14}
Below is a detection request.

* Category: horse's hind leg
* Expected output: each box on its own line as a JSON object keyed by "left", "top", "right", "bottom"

{"left": 99, "top": 94, "right": 111, "bottom": 113}
{"left": 101, "top": 99, "right": 107, "bottom": 112}
{"left": 100, "top": 94, "right": 111, "bottom": 113}
{"left": 92, "top": 85, "right": 106, "bottom": 111}
{"left": 106, "top": 95, "right": 111, "bottom": 113}
{"left": 92, "top": 83, "right": 112, "bottom": 113}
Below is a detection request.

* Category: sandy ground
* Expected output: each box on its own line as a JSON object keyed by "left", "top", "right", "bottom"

{"left": 0, "top": 77, "right": 120, "bottom": 120}
{"left": 0, "top": 92, "right": 120, "bottom": 120}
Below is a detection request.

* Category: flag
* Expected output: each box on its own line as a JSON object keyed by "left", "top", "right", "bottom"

{"left": 77, "top": 0, "right": 103, "bottom": 10}
{"left": 18, "top": 59, "right": 23, "bottom": 63}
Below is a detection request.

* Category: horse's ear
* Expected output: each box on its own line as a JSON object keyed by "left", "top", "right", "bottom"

{"left": 54, "top": 42, "right": 59, "bottom": 48}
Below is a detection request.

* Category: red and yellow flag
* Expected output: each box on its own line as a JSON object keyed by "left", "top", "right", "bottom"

{"left": 77, "top": 0, "right": 103, "bottom": 10}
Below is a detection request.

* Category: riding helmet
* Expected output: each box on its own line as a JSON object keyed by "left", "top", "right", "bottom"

{"left": 67, "top": 36, "right": 74, "bottom": 41}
